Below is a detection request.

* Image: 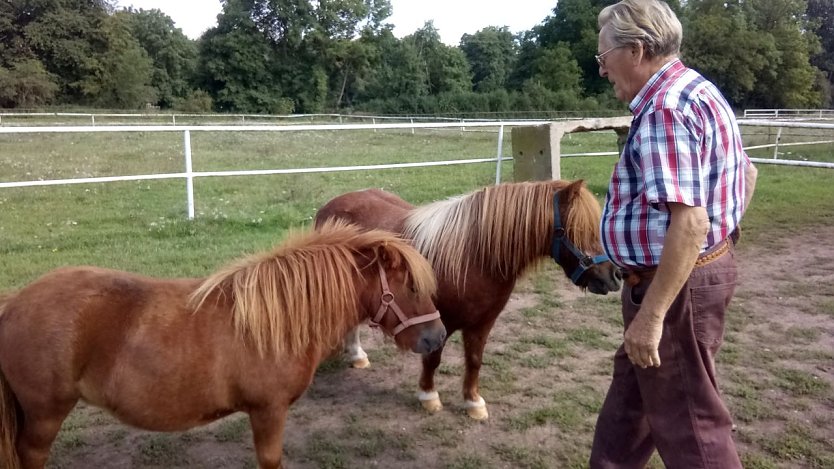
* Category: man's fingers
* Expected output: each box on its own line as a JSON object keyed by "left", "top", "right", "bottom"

{"left": 650, "top": 350, "right": 662, "bottom": 367}
{"left": 625, "top": 343, "right": 661, "bottom": 368}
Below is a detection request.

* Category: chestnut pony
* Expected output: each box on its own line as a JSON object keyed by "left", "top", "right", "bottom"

{"left": 0, "top": 221, "right": 445, "bottom": 469}
{"left": 315, "top": 179, "right": 621, "bottom": 420}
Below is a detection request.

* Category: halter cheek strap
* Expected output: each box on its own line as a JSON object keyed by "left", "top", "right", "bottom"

{"left": 369, "top": 267, "right": 440, "bottom": 336}
{"left": 550, "top": 192, "right": 609, "bottom": 285}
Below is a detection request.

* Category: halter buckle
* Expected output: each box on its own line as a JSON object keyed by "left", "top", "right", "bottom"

{"left": 380, "top": 291, "right": 394, "bottom": 305}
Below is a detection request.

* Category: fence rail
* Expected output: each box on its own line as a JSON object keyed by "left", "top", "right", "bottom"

{"left": 2, "top": 118, "right": 832, "bottom": 219}
{"left": 742, "top": 109, "right": 834, "bottom": 120}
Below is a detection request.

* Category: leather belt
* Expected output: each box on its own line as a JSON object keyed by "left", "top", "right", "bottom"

{"left": 623, "top": 238, "right": 731, "bottom": 288}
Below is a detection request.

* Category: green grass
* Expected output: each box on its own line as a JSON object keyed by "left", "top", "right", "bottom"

{"left": 134, "top": 434, "right": 191, "bottom": 466}
{"left": 213, "top": 415, "right": 250, "bottom": 443}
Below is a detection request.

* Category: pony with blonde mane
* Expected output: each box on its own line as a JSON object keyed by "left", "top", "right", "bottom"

{"left": 316, "top": 180, "right": 621, "bottom": 420}
{"left": 0, "top": 221, "right": 445, "bottom": 469}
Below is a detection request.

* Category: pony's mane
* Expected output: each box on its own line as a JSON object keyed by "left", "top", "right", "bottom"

{"left": 189, "top": 221, "right": 436, "bottom": 357}
{"left": 404, "top": 180, "right": 602, "bottom": 284}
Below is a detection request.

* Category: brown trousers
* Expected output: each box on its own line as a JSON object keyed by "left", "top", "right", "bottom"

{"left": 590, "top": 244, "right": 742, "bottom": 469}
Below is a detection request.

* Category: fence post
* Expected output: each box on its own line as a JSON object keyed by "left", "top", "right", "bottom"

{"left": 512, "top": 117, "right": 633, "bottom": 181}
{"left": 184, "top": 130, "right": 195, "bottom": 219}
{"left": 411, "top": 118, "right": 415, "bottom": 135}
{"left": 495, "top": 125, "right": 505, "bottom": 185}
{"left": 773, "top": 127, "right": 782, "bottom": 159}
{"left": 91, "top": 115, "right": 95, "bottom": 126}
{"left": 512, "top": 124, "right": 560, "bottom": 181}
{"left": 172, "top": 115, "right": 176, "bottom": 126}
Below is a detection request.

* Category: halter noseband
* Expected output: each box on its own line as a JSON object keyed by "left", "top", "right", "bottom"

{"left": 369, "top": 266, "right": 440, "bottom": 335}
{"left": 550, "top": 192, "right": 609, "bottom": 285}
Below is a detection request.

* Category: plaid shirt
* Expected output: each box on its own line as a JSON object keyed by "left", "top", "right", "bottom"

{"left": 601, "top": 59, "right": 749, "bottom": 268}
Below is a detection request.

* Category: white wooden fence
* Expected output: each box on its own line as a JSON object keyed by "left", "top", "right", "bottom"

{"left": 2, "top": 118, "right": 831, "bottom": 219}
{"left": 743, "top": 109, "right": 834, "bottom": 120}
{"left": 0, "top": 121, "right": 531, "bottom": 219}
{"left": 737, "top": 119, "right": 834, "bottom": 168}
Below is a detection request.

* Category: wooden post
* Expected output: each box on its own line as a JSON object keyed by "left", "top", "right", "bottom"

{"left": 512, "top": 117, "right": 632, "bottom": 181}
{"left": 512, "top": 124, "right": 558, "bottom": 181}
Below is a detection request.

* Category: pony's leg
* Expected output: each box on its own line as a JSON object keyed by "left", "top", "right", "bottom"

{"left": 461, "top": 322, "right": 496, "bottom": 420}
{"left": 418, "top": 345, "right": 445, "bottom": 413}
{"left": 343, "top": 324, "right": 369, "bottom": 369}
{"left": 249, "top": 406, "right": 289, "bottom": 469}
{"left": 17, "top": 404, "right": 74, "bottom": 469}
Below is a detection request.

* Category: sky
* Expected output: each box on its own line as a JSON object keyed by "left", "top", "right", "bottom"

{"left": 113, "top": 0, "right": 557, "bottom": 46}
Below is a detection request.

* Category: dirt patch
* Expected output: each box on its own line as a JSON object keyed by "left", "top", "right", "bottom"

{"left": 42, "top": 228, "right": 834, "bottom": 468}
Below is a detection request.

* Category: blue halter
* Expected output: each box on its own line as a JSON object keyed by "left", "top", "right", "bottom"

{"left": 550, "top": 192, "right": 610, "bottom": 285}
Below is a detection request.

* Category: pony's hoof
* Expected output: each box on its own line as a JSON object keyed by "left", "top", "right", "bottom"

{"left": 351, "top": 357, "right": 370, "bottom": 368}
{"left": 418, "top": 390, "right": 442, "bottom": 413}
{"left": 466, "top": 405, "right": 489, "bottom": 420}
{"left": 421, "top": 398, "right": 443, "bottom": 413}
{"left": 464, "top": 397, "right": 488, "bottom": 420}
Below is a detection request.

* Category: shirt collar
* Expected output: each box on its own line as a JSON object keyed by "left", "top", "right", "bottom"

{"left": 629, "top": 58, "right": 684, "bottom": 117}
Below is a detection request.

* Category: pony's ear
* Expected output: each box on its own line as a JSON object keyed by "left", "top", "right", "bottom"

{"left": 562, "top": 179, "right": 586, "bottom": 202}
{"left": 376, "top": 242, "right": 404, "bottom": 270}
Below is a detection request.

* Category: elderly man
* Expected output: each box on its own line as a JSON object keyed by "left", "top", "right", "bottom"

{"left": 590, "top": 1, "right": 758, "bottom": 468}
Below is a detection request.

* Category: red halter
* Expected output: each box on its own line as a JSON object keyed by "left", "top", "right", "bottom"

{"left": 369, "top": 267, "right": 440, "bottom": 335}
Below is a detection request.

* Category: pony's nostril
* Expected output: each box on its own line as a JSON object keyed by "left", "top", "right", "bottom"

{"left": 615, "top": 268, "right": 624, "bottom": 281}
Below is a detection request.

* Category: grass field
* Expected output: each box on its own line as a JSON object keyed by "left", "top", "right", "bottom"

{"left": 1, "top": 123, "right": 833, "bottom": 468}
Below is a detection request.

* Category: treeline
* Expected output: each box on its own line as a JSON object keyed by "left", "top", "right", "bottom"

{"left": 1, "top": 0, "right": 832, "bottom": 115}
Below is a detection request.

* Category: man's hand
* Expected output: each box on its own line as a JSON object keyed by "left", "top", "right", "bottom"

{"left": 625, "top": 203, "right": 709, "bottom": 369}
{"left": 624, "top": 310, "right": 663, "bottom": 368}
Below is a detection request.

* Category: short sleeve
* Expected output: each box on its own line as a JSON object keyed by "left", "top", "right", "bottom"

{"left": 635, "top": 108, "right": 705, "bottom": 212}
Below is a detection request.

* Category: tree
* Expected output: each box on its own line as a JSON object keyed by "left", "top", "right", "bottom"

{"left": 683, "top": 2, "right": 773, "bottom": 107}
{"left": 0, "top": 60, "right": 59, "bottom": 108}
{"left": 357, "top": 29, "right": 429, "bottom": 105}
{"left": 88, "top": 15, "right": 156, "bottom": 108}
{"left": 683, "top": 0, "right": 823, "bottom": 109}
{"left": 807, "top": 0, "right": 834, "bottom": 106}
{"left": 311, "top": 0, "right": 395, "bottom": 111}
{"left": 460, "top": 26, "right": 516, "bottom": 93}
{"left": 203, "top": 0, "right": 396, "bottom": 112}
{"left": 406, "top": 22, "right": 471, "bottom": 94}
{"left": 747, "top": 0, "right": 823, "bottom": 108}
{"left": 536, "top": 0, "right": 604, "bottom": 95}
{"left": 197, "top": 0, "right": 290, "bottom": 113}
{"left": 117, "top": 8, "right": 198, "bottom": 108}
{"left": 16, "top": 0, "right": 112, "bottom": 103}
{"left": 0, "top": 0, "right": 159, "bottom": 107}
{"left": 528, "top": 44, "right": 583, "bottom": 96}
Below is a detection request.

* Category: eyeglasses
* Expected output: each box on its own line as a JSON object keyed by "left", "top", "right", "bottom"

{"left": 595, "top": 46, "right": 623, "bottom": 67}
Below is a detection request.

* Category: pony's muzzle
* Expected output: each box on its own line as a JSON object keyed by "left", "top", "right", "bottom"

{"left": 414, "top": 321, "right": 446, "bottom": 354}
{"left": 586, "top": 264, "right": 623, "bottom": 295}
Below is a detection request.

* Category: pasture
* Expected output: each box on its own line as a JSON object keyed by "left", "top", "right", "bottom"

{"left": 1, "top": 126, "right": 833, "bottom": 468}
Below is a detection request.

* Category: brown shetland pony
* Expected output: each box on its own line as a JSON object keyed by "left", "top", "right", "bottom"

{"left": 0, "top": 221, "right": 445, "bottom": 469}
{"left": 316, "top": 179, "right": 621, "bottom": 420}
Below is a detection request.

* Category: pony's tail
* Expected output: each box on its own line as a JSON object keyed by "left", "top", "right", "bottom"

{"left": 0, "top": 368, "right": 22, "bottom": 469}
{"left": 0, "top": 294, "right": 23, "bottom": 469}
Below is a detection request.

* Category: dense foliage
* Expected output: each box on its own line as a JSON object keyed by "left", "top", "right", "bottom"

{"left": 1, "top": 0, "right": 831, "bottom": 113}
